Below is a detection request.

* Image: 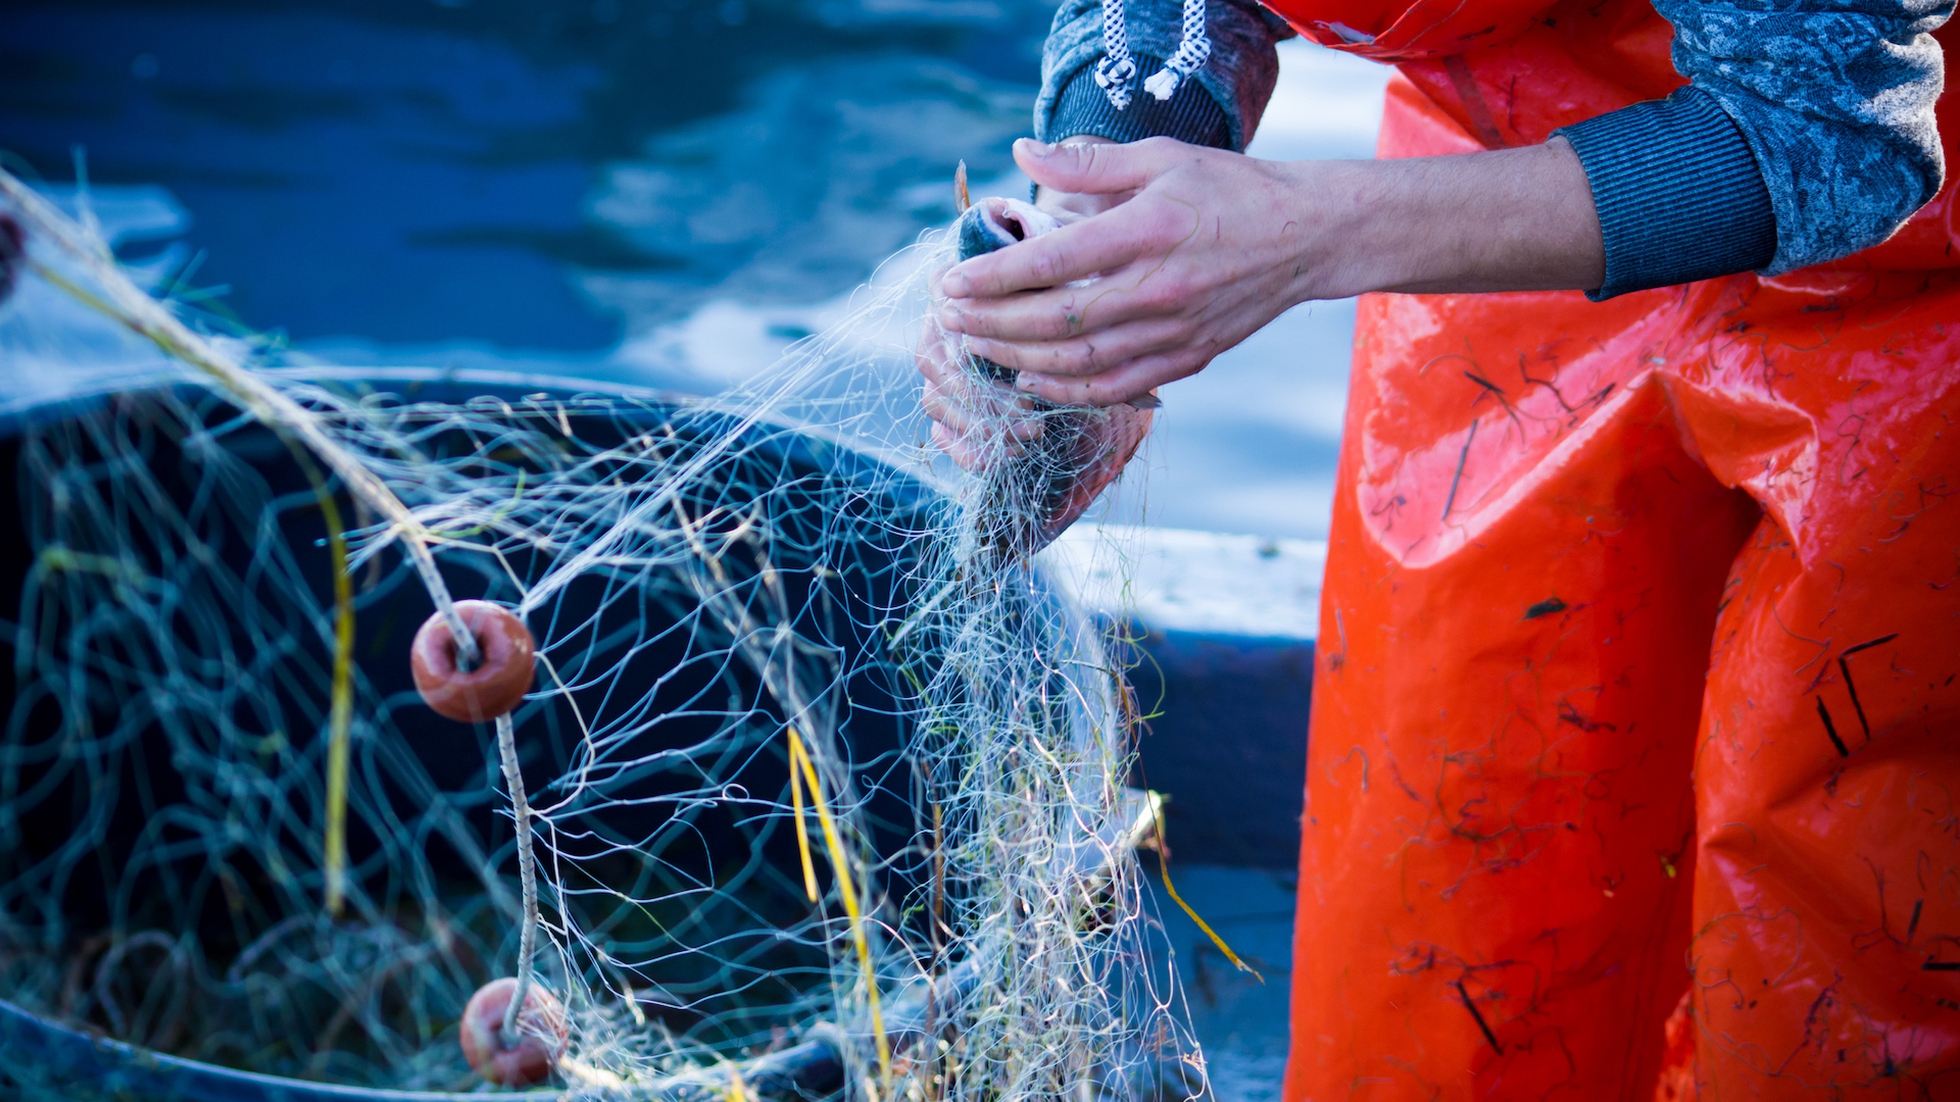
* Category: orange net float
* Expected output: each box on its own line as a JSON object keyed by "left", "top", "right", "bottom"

{"left": 458, "top": 976, "right": 569, "bottom": 1087}
{"left": 409, "top": 599, "right": 536, "bottom": 722}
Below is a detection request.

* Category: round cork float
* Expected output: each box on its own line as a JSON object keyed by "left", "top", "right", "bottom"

{"left": 410, "top": 600, "right": 535, "bottom": 723}
{"left": 458, "top": 977, "right": 567, "bottom": 1086}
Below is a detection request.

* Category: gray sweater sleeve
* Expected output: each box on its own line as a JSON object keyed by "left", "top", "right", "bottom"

{"left": 1653, "top": 0, "right": 1951, "bottom": 274}
{"left": 1560, "top": 0, "right": 1951, "bottom": 295}
{"left": 1036, "top": 0, "right": 1293, "bottom": 152}
{"left": 1556, "top": 87, "right": 1782, "bottom": 297}
{"left": 1040, "top": 0, "right": 1950, "bottom": 298}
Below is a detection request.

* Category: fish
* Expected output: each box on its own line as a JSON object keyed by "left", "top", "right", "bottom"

{"left": 954, "top": 198, "right": 1160, "bottom": 411}
{"left": 956, "top": 195, "right": 1059, "bottom": 268}
{"left": 948, "top": 194, "right": 1157, "bottom": 556}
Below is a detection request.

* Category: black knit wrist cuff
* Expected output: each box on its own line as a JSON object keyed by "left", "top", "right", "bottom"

{"left": 1042, "top": 55, "right": 1234, "bottom": 151}
{"left": 1556, "top": 87, "right": 1777, "bottom": 301}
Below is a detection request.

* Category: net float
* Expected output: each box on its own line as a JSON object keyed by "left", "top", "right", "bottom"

{"left": 411, "top": 600, "right": 536, "bottom": 722}
{"left": 459, "top": 977, "right": 568, "bottom": 1086}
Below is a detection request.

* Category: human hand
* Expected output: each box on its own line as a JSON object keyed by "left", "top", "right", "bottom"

{"left": 916, "top": 135, "right": 1125, "bottom": 463}
{"left": 1031, "top": 135, "right": 1127, "bottom": 222}
{"left": 937, "top": 136, "right": 1318, "bottom": 408}
{"left": 937, "top": 134, "right": 1605, "bottom": 408}
{"left": 918, "top": 312, "right": 1154, "bottom": 551}
{"left": 915, "top": 185, "right": 1154, "bottom": 549}
{"left": 915, "top": 317, "right": 1043, "bottom": 472}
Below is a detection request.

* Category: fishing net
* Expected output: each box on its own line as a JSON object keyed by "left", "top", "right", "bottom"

{"left": 0, "top": 173, "right": 1211, "bottom": 1100}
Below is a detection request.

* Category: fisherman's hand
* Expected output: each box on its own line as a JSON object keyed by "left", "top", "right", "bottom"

{"left": 935, "top": 134, "right": 1604, "bottom": 408}
{"left": 917, "top": 142, "right": 1117, "bottom": 466}
{"left": 915, "top": 319, "right": 1043, "bottom": 472}
{"left": 935, "top": 136, "right": 1317, "bottom": 408}
{"left": 1031, "top": 135, "right": 1129, "bottom": 221}
{"left": 915, "top": 135, "right": 1128, "bottom": 468}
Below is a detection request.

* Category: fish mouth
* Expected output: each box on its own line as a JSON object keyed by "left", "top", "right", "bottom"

{"left": 956, "top": 197, "right": 1061, "bottom": 263}
{"left": 980, "top": 200, "right": 1041, "bottom": 246}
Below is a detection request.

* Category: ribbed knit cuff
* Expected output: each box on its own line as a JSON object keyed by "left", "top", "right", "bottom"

{"left": 1043, "top": 54, "right": 1234, "bottom": 151}
{"left": 1555, "top": 87, "right": 1777, "bottom": 301}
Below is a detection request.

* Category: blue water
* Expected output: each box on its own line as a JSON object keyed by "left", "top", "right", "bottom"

{"left": 1, "top": 0, "right": 1386, "bottom": 539}
{"left": 1, "top": 2, "right": 1044, "bottom": 346}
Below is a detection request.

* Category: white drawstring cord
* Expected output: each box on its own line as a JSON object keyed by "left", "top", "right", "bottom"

{"left": 1144, "top": 0, "right": 1212, "bottom": 100}
{"left": 1094, "top": 0, "right": 1211, "bottom": 109}
{"left": 1093, "top": 0, "right": 1140, "bottom": 109}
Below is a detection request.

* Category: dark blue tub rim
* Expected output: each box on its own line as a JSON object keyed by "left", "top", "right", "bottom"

{"left": 0, "top": 995, "right": 561, "bottom": 1100}
{"left": 2, "top": 363, "right": 947, "bottom": 490}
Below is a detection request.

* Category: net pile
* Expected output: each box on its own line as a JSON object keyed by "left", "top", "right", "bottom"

{"left": 0, "top": 173, "right": 1203, "bottom": 1099}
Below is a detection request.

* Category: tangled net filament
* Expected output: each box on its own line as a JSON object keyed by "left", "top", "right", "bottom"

{"left": 0, "top": 172, "right": 1201, "bottom": 1101}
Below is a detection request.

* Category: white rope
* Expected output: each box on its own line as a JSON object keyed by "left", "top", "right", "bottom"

{"left": 1094, "top": 0, "right": 1211, "bottom": 109}
{"left": 1093, "top": 0, "right": 1139, "bottom": 110}
{"left": 495, "top": 712, "right": 544, "bottom": 1047}
{"left": 1144, "top": 0, "right": 1212, "bottom": 101}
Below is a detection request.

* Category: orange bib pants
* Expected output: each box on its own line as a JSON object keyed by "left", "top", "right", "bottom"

{"left": 1264, "top": 0, "right": 1960, "bottom": 1095}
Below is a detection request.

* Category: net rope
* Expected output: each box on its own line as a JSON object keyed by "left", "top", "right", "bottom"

{"left": 0, "top": 172, "right": 1205, "bottom": 1100}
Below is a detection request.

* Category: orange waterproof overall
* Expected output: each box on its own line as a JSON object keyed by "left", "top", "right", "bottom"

{"left": 1262, "top": 0, "right": 1960, "bottom": 1096}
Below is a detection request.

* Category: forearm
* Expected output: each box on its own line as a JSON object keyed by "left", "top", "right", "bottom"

{"left": 1028, "top": 135, "right": 1603, "bottom": 296}
{"left": 1279, "top": 138, "right": 1604, "bottom": 299}
{"left": 935, "top": 137, "right": 1606, "bottom": 407}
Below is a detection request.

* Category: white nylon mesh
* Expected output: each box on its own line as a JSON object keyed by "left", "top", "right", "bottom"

{"left": 0, "top": 171, "right": 1208, "bottom": 1102}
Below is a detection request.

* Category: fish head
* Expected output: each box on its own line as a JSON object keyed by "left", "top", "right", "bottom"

{"left": 955, "top": 196, "right": 1061, "bottom": 263}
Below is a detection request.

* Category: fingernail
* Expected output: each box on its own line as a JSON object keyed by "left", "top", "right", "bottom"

{"left": 1017, "top": 138, "right": 1054, "bottom": 158}
{"left": 940, "top": 270, "right": 969, "bottom": 297}
{"left": 938, "top": 305, "right": 964, "bottom": 332}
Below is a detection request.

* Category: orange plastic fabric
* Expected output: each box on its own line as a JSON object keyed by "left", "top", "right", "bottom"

{"left": 1243, "top": 0, "right": 1960, "bottom": 1095}
{"left": 1288, "top": 262, "right": 1960, "bottom": 1099}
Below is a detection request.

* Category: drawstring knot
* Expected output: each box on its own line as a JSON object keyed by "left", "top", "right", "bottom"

{"left": 1095, "top": 0, "right": 1212, "bottom": 108}
{"left": 1094, "top": 53, "right": 1139, "bottom": 110}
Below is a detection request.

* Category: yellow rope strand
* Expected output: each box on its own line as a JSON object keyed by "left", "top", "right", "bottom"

{"left": 1152, "top": 803, "right": 1261, "bottom": 983}
{"left": 289, "top": 449, "right": 357, "bottom": 918}
{"left": 787, "top": 731, "right": 820, "bottom": 902}
{"left": 320, "top": 501, "right": 355, "bottom": 917}
{"left": 787, "top": 726, "right": 893, "bottom": 1083}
